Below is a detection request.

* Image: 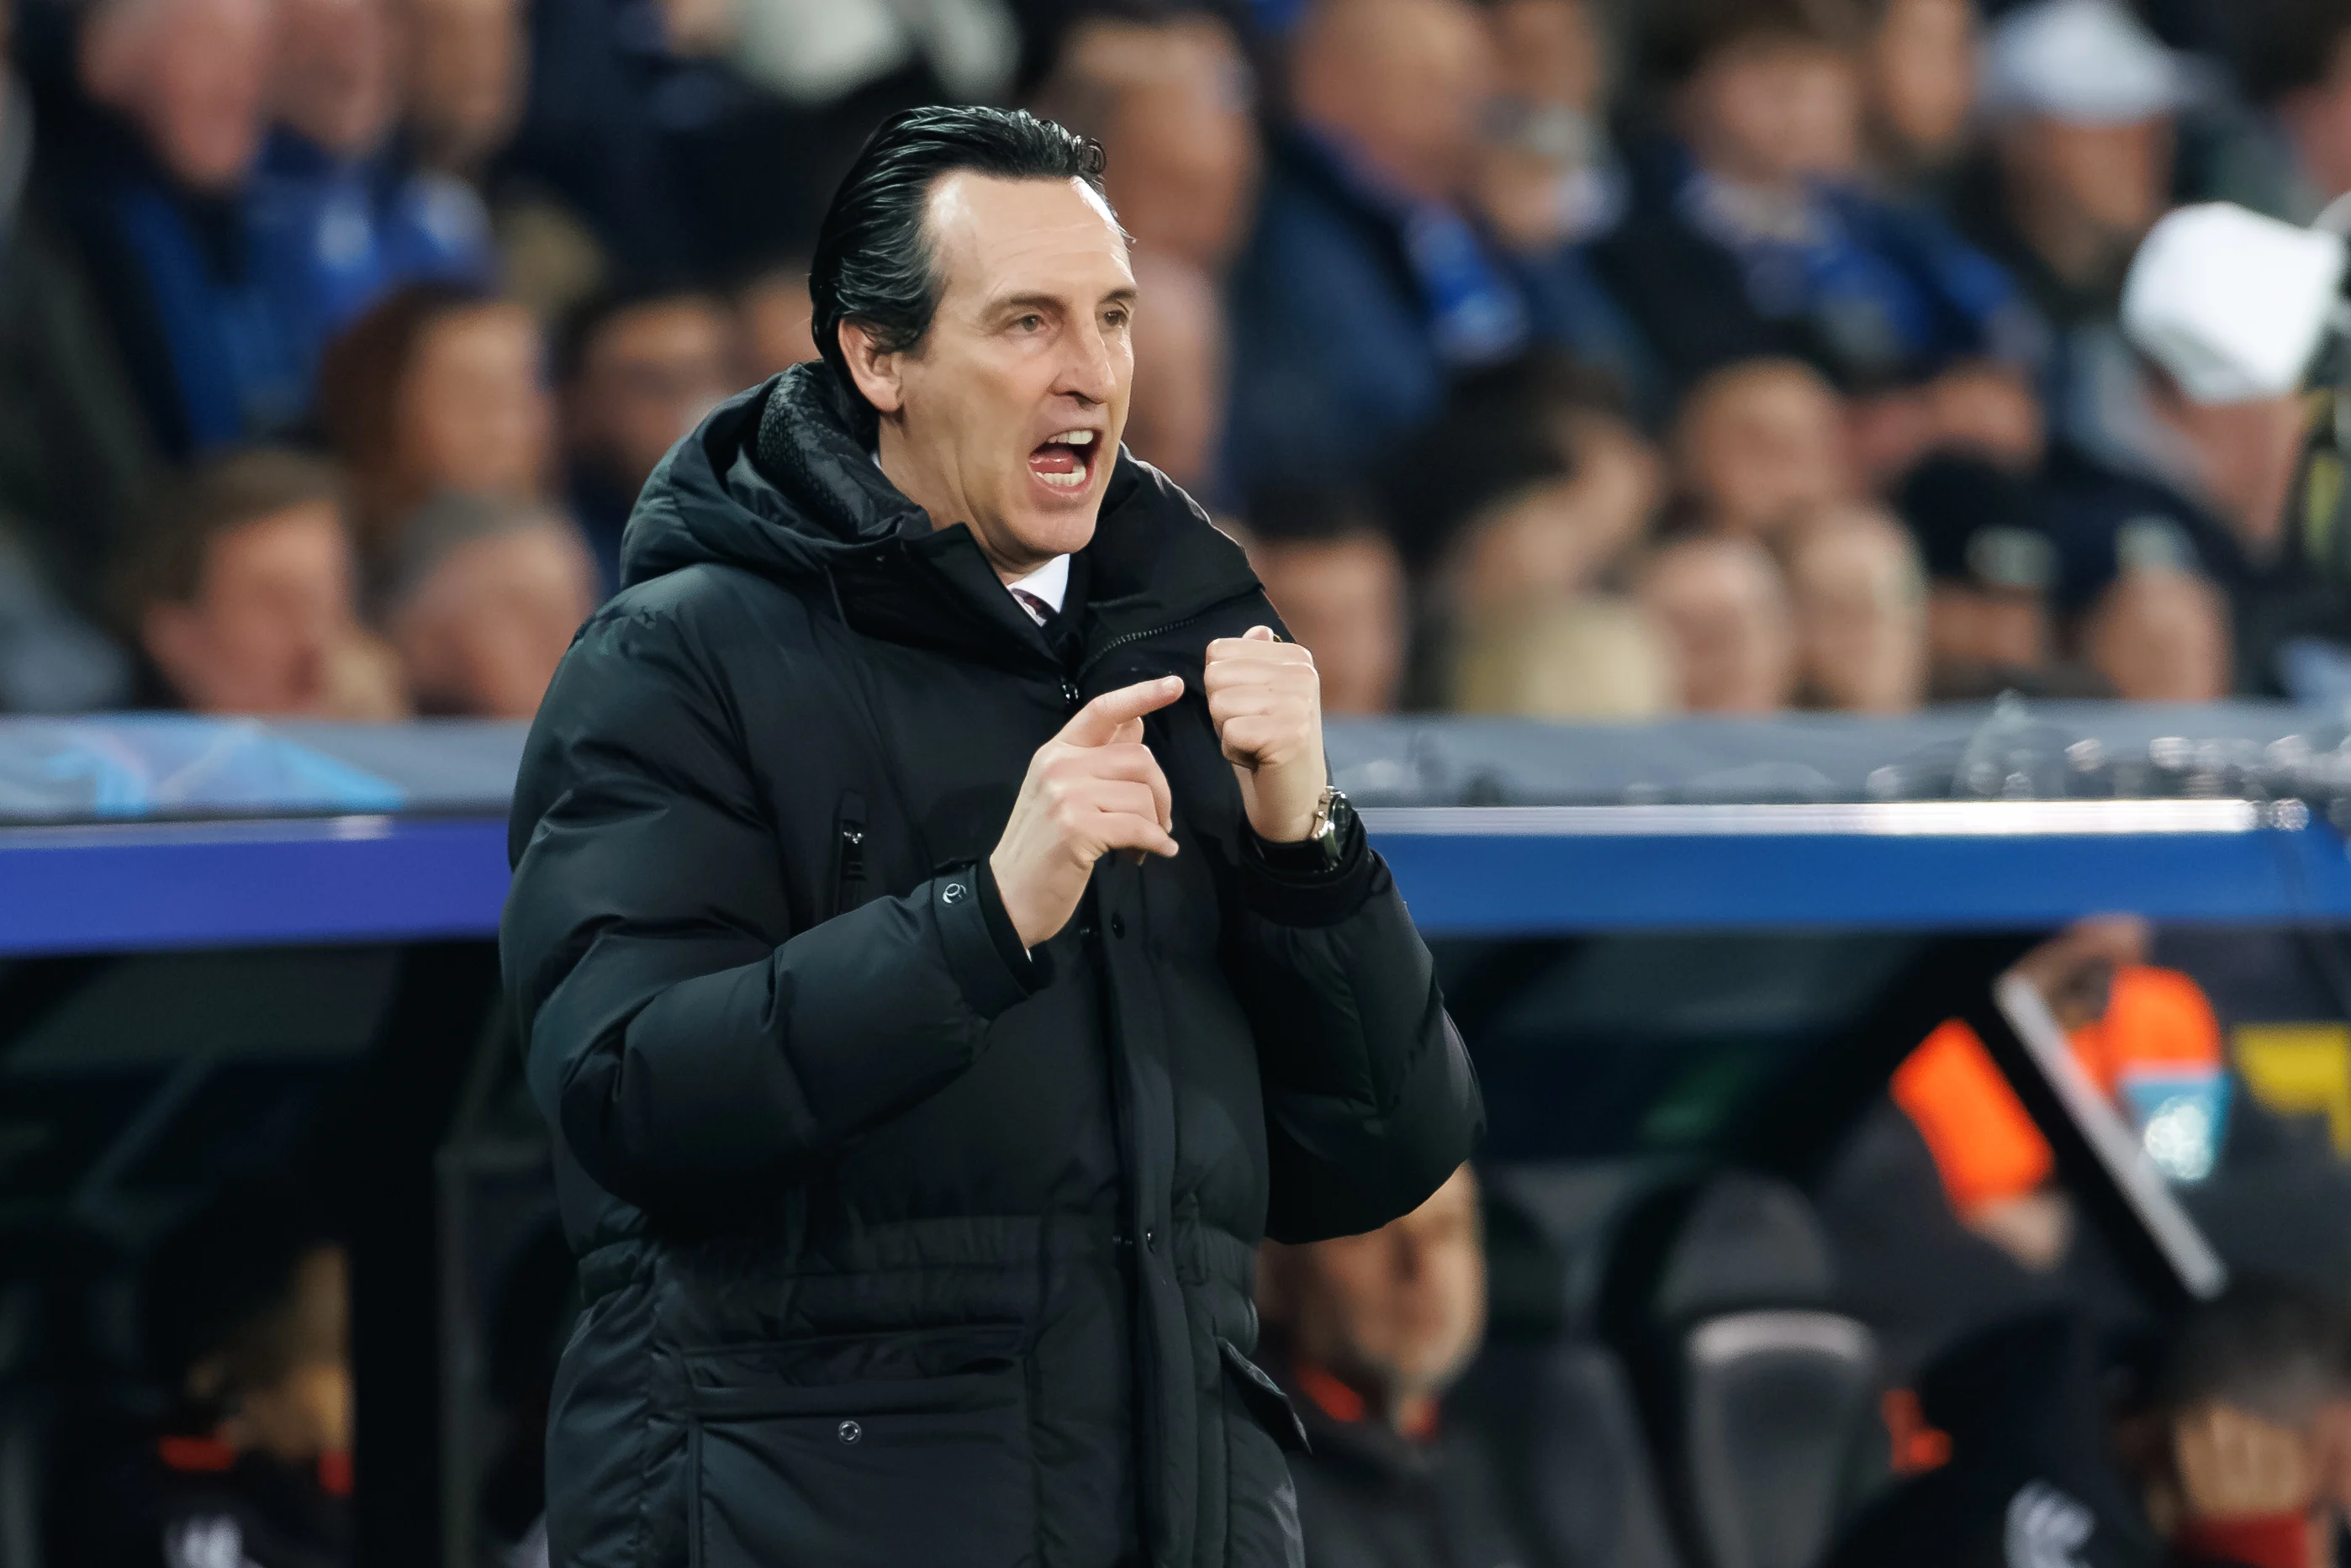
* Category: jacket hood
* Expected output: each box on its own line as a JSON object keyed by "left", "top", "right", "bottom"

{"left": 618, "top": 363, "right": 912, "bottom": 589}
{"left": 618, "top": 362, "right": 1266, "bottom": 671}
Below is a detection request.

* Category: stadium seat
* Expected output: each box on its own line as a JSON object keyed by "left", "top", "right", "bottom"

{"left": 1597, "top": 1172, "right": 1883, "bottom": 1568}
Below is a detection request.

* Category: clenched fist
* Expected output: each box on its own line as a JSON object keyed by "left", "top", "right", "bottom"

{"left": 990, "top": 676, "right": 1185, "bottom": 949}
{"left": 1204, "top": 626, "right": 1327, "bottom": 843}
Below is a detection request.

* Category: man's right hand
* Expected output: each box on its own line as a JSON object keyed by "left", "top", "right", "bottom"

{"left": 990, "top": 676, "right": 1185, "bottom": 949}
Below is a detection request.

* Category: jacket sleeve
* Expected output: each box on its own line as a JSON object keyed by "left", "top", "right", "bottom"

{"left": 500, "top": 608, "right": 1039, "bottom": 1213}
{"left": 1224, "top": 819, "right": 1484, "bottom": 1243}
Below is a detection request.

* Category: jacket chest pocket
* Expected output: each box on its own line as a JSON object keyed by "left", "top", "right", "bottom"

{"left": 686, "top": 1365, "right": 1037, "bottom": 1568}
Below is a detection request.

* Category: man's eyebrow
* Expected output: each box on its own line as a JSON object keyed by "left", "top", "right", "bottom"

{"left": 986, "top": 287, "right": 1139, "bottom": 314}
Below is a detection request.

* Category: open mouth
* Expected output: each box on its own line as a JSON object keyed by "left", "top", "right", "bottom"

{"left": 1028, "top": 429, "right": 1098, "bottom": 494}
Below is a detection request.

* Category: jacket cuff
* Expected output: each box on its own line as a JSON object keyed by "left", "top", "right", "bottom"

{"left": 1238, "top": 814, "right": 1379, "bottom": 927}
{"left": 932, "top": 862, "right": 1050, "bottom": 1019}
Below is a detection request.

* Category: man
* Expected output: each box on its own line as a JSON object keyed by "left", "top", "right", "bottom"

{"left": 1225, "top": 0, "right": 1523, "bottom": 499}
{"left": 1255, "top": 1165, "right": 1530, "bottom": 1568}
{"left": 379, "top": 491, "right": 595, "bottom": 717}
{"left": 66, "top": 0, "right": 305, "bottom": 453}
{"left": 1784, "top": 502, "right": 1929, "bottom": 713}
{"left": 556, "top": 286, "right": 736, "bottom": 592}
{"left": 248, "top": 0, "right": 497, "bottom": 393}
{"left": 500, "top": 106, "right": 1482, "bottom": 1568}
{"left": 1957, "top": 0, "right": 2185, "bottom": 446}
{"left": 1637, "top": 532, "right": 1799, "bottom": 713}
{"left": 1591, "top": 0, "right": 2037, "bottom": 407}
{"left": 60, "top": 1180, "right": 352, "bottom": 1568}
{"left": 114, "top": 447, "right": 399, "bottom": 718}
{"left": 1669, "top": 357, "right": 1855, "bottom": 540}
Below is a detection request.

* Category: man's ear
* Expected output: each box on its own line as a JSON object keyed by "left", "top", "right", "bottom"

{"left": 838, "top": 321, "right": 906, "bottom": 414}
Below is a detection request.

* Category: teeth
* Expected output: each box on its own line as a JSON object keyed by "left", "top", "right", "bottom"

{"left": 1038, "top": 469, "right": 1086, "bottom": 488}
{"left": 1047, "top": 430, "right": 1096, "bottom": 446}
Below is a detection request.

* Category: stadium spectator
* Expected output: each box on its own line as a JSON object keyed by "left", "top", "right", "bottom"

{"left": 405, "top": 0, "right": 526, "bottom": 182}
{"left": 1859, "top": 0, "right": 1978, "bottom": 197}
{"left": 249, "top": 0, "right": 498, "bottom": 392}
{"left": 66, "top": 1181, "right": 352, "bottom": 1568}
{"left": 114, "top": 448, "right": 403, "bottom": 718}
{"left": 556, "top": 286, "right": 733, "bottom": 593}
{"left": 1785, "top": 500, "right": 1928, "bottom": 711}
{"left": 379, "top": 490, "right": 594, "bottom": 717}
{"left": 2043, "top": 350, "right": 2322, "bottom": 697}
{"left": 1471, "top": 0, "right": 1666, "bottom": 420}
{"left": 1226, "top": 0, "right": 1524, "bottom": 498}
{"left": 317, "top": 282, "right": 555, "bottom": 562}
{"left": 1244, "top": 488, "right": 1408, "bottom": 715}
{"left": 62, "top": 0, "right": 301, "bottom": 456}
{"left": 1393, "top": 352, "right": 1659, "bottom": 589}
{"left": 1123, "top": 251, "right": 1226, "bottom": 495}
{"left": 1257, "top": 1165, "right": 1539, "bottom": 1568}
{"left": 1591, "top": 0, "right": 2037, "bottom": 403}
{"left": 1638, "top": 531, "right": 1799, "bottom": 711}
{"left": 1826, "top": 1282, "right": 2351, "bottom": 1568}
{"left": 1033, "top": 13, "right": 1260, "bottom": 274}
{"left": 1958, "top": 0, "right": 2185, "bottom": 444}
{"left": 2078, "top": 564, "right": 2233, "bottom": 703}
{"left": 1670, "top": 356, "right": 1854, "bottom": 538}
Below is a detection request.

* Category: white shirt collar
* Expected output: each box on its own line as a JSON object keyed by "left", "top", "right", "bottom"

{"left": 1006, "top": 554, "right": 1071, "bottom": 622}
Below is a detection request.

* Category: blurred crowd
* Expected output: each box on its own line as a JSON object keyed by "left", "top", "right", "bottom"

{"left": 3, "top": 0, "right": 2351, "bottom": 721}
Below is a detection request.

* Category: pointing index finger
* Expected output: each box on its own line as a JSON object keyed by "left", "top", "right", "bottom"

{"left": 1059, "top": 675, "right": 1185, "bottom": 747}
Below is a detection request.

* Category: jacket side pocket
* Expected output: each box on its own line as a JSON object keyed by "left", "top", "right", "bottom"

{"left": 686, "top": 1363, "right": 1034, "bottom": 1568}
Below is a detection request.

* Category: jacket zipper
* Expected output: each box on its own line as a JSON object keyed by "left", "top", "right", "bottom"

{"left": 832, "top": 789, "right": 869, "bottom": 916}
{"left": 1073, "top": 589, "right": 1263, "bottom": 685}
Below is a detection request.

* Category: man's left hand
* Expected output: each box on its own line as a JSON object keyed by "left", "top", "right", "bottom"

{"left": 1204, "top": 626, "right": 1326, "bottom": 842}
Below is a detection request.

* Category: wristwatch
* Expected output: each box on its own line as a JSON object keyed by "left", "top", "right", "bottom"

{"left": 1304, "top": 785, "right": 1355, "bottom": 870}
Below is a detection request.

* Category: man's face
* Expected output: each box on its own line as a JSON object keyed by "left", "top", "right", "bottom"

{"left": 853, "top": 173, "right": 1136, "bottom": 578}
{"left": 2005, "top": 115, "right": 2171, "bottom": 251}
{"left": 1677, "top": 362, "right": 1853, "bottom": 537}
{"left": 1292, "top": 0, "right": 1495, "bottom": 203}
{"left": 1098, "top": 23, "right": 1259, "bottom": 271}
{"left": 145, "top": 501, "right": 354, "bottom": 714}
{"left": 2082, "top": 567, "right": 2231, "bottom": 702}
{"left": 397, "top": 302, "right": 552, "bottom": 503}
{"left": 395, "top": 523, "right": 594, "bottom": 717}
{"left": 568, "top": 297, "right": 735, "bottom": 494}
{"left": 274, "top": 0, "right": 397, "bottom": 157}
{"left": 1866, "top": 0, "right": 1975, "bottom": 163}
{"left": 1640, "top": 536, "right": 1798, "bottom": 713}
{"left": 1788, "top": 511, "right": 1926, "bottom": 713}
{"left": 1274, "top": 1166, "right": 1486, "bottom": 1408}
{"left": 85, "top": 0, "right": 275, "bottom": 193}
{"left": 1683, "top": 37, "right": 1862, "bottom": 187}
{"left": 404, "top": 0, "right": 520, "bottom": 172}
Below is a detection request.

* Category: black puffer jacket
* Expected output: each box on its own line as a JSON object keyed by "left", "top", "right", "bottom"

{"left": 501, "top": 366, "right": 1482, "bottom": 1568}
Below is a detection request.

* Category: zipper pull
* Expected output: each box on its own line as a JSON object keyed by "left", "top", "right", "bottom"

{"left": 1059, "top": 678, "right": 1080, "bottom": 709}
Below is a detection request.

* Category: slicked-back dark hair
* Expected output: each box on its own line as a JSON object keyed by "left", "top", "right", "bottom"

{"left": 809, "top": 105, "right": 1111, "bottom": 405}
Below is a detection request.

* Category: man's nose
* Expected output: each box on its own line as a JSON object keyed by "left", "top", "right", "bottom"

{"left": 1055, "top": 319, "right": 1118, "bottom": 405}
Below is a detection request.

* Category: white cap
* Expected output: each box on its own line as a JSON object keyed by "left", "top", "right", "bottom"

{"left": 1981, "top": 0, "right": 2189, "bottom": 125}
{"left": 2122, "top": 203, "right": 2347, "bottom": 404}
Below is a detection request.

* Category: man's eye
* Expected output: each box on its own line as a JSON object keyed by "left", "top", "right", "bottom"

{"left": 1015, "top": 314, "right": 1044, "bottom": 333}
{"left": 1104, "top": 309, "right": 1131, "bottom": 329}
